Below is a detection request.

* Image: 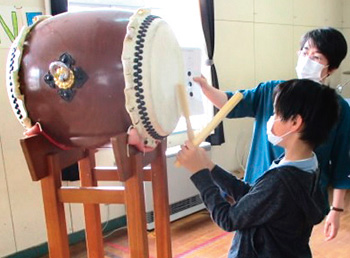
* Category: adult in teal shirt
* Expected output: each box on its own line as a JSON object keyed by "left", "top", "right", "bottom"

{"left": 194, "top": 27, "right": 350, "bottom": 241}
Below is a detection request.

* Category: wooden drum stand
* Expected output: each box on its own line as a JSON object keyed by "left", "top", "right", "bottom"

{"left": 21, "top": 133, "right": 172, "bottom": 258}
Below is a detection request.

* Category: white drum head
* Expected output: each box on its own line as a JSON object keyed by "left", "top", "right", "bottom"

{"left": 123, "top": 9, "right": 184, "bottom": 147}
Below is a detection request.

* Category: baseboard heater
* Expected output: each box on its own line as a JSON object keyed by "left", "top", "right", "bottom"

{"left": 146, "top": 194, "right": 204, "bottom": 230}
{"left": 144, "top": 142, "right": 210, "bottom": 230}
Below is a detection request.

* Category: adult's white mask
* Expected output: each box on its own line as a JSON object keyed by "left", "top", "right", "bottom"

{"left": 266, "top": 116, "right": 292, "bottom": 146}
{"left": 295, "top": 54, "right": 326, "bottom": 83}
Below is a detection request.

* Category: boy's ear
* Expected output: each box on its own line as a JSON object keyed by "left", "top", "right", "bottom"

{"left": 291, "top": 115, "right": 303, "bottom": 132}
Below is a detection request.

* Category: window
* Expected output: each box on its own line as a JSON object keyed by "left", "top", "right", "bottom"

{"left": 68, "top": 0, "right": 213, "bottom": 147}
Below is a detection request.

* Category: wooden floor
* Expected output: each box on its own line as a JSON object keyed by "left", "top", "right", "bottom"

{"left": 39, "top": 190, "right": 350, "bottom": 258}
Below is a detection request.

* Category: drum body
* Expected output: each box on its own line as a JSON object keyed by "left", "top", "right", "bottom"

{"left": 7, "top": 9, "right": 184, "bottom": 149}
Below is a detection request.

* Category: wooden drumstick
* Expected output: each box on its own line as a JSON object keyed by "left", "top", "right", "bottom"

{"left": 177, "top": 84, "right": 195, "bottom": 141}
{"left": 175, "top": 91, "right": 244, "bottom": 167}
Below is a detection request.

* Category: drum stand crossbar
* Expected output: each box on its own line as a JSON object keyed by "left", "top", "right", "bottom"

{"left": 20, "top": 133, "right": 172, "bottom": 258}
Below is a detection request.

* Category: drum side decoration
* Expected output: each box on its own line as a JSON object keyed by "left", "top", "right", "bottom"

{"left": 6, "top": 15, "right": 51, "bottom": 129}
{"left": 43, "top": 52, "right": 88, "bottom": 102}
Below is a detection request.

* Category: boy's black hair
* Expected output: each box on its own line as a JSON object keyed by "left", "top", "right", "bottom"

{"left": 300, "top": 27, "right": 347, "bottom": 71}
{"left": 273, "top": 79, "right": 339, "bottom": 148}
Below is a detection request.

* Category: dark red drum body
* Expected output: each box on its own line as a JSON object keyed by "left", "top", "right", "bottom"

{"left": 23, "top": 10, "right": 132, "bottom": 148}
{"left": 7, "top": 9, "right": 184, "bottom": 149}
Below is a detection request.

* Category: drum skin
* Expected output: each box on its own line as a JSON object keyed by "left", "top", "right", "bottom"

{"left": 19, "top": 10, "right": 134, "bottom": 148}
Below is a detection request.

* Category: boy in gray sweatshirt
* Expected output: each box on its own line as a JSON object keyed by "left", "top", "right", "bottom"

{"left": 177, "top": 79, "right": 340, "bottom": 258}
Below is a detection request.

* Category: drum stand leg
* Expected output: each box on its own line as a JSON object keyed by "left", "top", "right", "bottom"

{"left": 151, "top": 141, "right": 172, "bottom": 257}
{"left": 21, "top": 133, "right": 172, "bottom": 258}
{"left": 40, "top": 153, "right": 70, "bottom": 258}
{"left": 41, "top": 148, "right": 104, "bottom": 258}
{"left": 111, "top": 134, "right": 172, "bottom": 258}
{"left": 79, "top": 151, "right": 104, "bottom": 257}
{"left": 124, "top": 152, "right": 149, "bottom": 257}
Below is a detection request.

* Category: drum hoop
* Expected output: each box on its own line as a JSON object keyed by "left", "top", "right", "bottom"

{"left": 6, "top": 15, "right": 51, "bottom": 129}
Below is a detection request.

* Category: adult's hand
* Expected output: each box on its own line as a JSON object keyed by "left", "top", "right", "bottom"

{"left": 324, "top": 210, "right": 341, "bottom": 241}
{"left": 193, "top": 75, "right": 228, "bottom": 109}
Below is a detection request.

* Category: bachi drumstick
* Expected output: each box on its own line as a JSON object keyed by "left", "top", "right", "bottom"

{"left": 177, "top": 84, "right": 195, "bottom": 141}
{"left": 175, "top": 91, "right": 243, "bottom": 167}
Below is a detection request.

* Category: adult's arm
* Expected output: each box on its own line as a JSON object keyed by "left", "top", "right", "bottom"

{"left": 225, "top": 80, "right": 284, "bottom": 119}
{"left": 326, "top": 99, "right": 350, "bottom": 240}
{"left": 324, "top": 189, "right": 347, "bottom": 241}
{"left": 195, "top": 77, "right": 283, "bottom": 120}
{"left": 194, "top": 76, "right": 228, "bottom": 108}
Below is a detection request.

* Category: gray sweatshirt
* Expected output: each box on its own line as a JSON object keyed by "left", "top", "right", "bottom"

{"left": 190, "top": 164, "right": 326, "bottom": 258}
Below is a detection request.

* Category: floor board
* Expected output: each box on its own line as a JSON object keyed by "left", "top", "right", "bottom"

{"left": 39, "top": 191, "right": 350, "bottom": 258}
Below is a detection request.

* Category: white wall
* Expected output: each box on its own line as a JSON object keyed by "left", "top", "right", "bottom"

{"left": 0, "top": 2, "right": 124, "bottom": 257}
{"left": 211, "top": 0, "right": 347, "bottom": 172}
{"left": 0, "top": 2, "right": 47, "bottom": 256}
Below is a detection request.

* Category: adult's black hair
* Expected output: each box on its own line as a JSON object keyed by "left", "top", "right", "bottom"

{"left": 300, "top": 27, "right": 347, "bottom": 71}
{"left": 273, "top": 79, "right": 340, "bottom": 148}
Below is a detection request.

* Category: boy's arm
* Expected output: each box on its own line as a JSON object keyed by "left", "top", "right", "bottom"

{"left": 191, "top": 169, "right": 286, "bottom": 232}
{"left": 210, "top": 165, "right": 251, "bottom": 201}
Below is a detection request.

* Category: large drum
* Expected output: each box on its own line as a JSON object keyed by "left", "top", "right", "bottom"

{"left": 6, "top": 9, "right": 184, "bottom": 149}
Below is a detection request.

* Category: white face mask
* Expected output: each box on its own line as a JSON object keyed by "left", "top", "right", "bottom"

{"left": 295, "top": 54, "right": 326, "bottom": 82}
{"left": 266, "top": 116, "right": 292, "bottom": 146}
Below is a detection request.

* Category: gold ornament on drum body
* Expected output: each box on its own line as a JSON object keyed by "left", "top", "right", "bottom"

{"left": 50, "top": 62, "right": 75, "bottom": 90}
{"left": 43, "top": 52, "right": 88, "bottom": 102}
